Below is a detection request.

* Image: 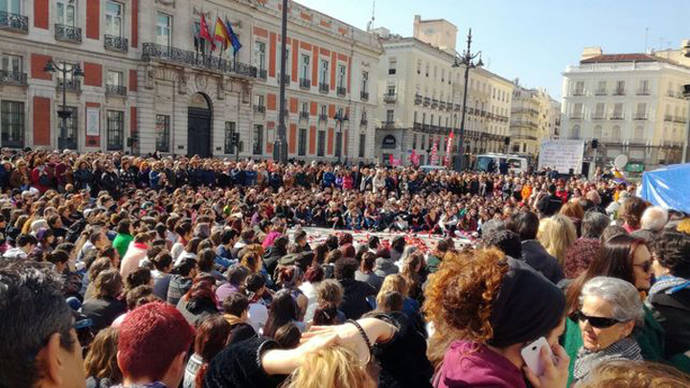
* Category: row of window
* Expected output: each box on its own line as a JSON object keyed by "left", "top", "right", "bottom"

{"left": 0, "top": 101, "right": 125, "bottom": 150}
{"left": 253, "top": 95, "right": 360, "bottom": 122}
{"left": 569, "top": 102, "right": 688, "bottom": 120}
{"left": 567, "top": 79, "right": 686, "bottom": 96}
{"left": 254, "top": 42, "right": 358, "bottom": 91}
{"left": 0, "top": 53, "right": 127, "bottom": 91}
{"left": 569, "top": 124, "right": 683, "bottom": 142}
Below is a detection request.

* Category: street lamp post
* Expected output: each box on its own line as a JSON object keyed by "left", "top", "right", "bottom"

{"left": 43, "top": 60, "right": 84, "bottom": 150}
{"left": 452, "top": 28, "right": 483, "bottom": 171}
{"left": 274, "top": 0, "right": 289, "bottom": 163}
{"left": 334, "top": 110, "right": 349, "bottom": 164}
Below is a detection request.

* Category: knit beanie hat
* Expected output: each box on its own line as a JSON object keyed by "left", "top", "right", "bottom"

{"left": 488, "top": 257, "right": 565, "bottom": 348}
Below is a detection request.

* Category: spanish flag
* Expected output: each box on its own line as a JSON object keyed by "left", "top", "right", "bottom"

{"left": 214, "top": 17, "right": 230, "bottom": 50}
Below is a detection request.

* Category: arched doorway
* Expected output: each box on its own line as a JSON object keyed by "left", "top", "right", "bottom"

{"left": 188, "top": 93, "right": 212, "bottom": 157}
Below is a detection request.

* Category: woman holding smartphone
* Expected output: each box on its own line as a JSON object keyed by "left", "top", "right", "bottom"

{"left": 424, "top": 248, "right": 569, "bottom": 388}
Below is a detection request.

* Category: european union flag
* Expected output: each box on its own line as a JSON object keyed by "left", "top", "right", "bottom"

{"left": 225, "top": 18, "right": 242, "bottom": 54}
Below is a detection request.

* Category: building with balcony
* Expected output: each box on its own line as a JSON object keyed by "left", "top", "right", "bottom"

{"left": 561, "top": 45, "right": 690, "bottom": 169}
{"left": 0, "top": 0, "right": 380, "bottom": 162}
{"left": 509, "top": 81, "right": 560, "bottom": 155}
{"left": 371, "top": 17, "right": 513, "bottom": 166}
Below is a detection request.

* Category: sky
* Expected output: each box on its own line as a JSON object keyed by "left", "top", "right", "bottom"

{"left": 295, "top": 0, "right": 690, "bottom": 100}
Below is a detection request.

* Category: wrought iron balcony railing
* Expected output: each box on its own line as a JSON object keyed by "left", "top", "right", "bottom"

{"left": 337, "top": 86, "right": 346, "bottom": 97}
{"left": 0, "top": 11, "right": 28, "bottom": 33}
{"left": 104, "top": 34, "right": 128, "bottom": 53}
{"left": 141, "top": 43, "right": 258, "bottom": 78}
{"left": 254, "top": 105, "right": 266, "bottom": 113}
{"left": 105, "top": 84, "right": 127, "bottom": 96}
{"left": 319, "top": 83, "right": 329, "bottom": 93}
{"left": 383, "top": 93, "right": 397, "bottom": 103}
{"left": 361, "top": 91, "right": 369, "bottom": 101}
{"left": 55, "top": 24, "right": 82, "bottom": 43}
{"left": 299, "top": 78, "right": 310, "bottom": 89}
{"left": 0, "top": 70, "right": 27, "bottom": 86}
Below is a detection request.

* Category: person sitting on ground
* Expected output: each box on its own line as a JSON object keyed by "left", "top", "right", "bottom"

{"left": 312, "top": 279, "right": 346, "bottom": 325}
{"left": 166, "top": 258, "right": 198, "bottom": 306}
{"left": 355, "top": 252, "right": 383, "bottom": 291}
{"left": 335, "top": 257, "right": 376, "bottom": 319}
{"left": 222, "top": 292, "right": 257, "bottom": 344}
{"left": 84, "top": 327, "right": 122, "bottom": 388}
{"left": 81, "top": 268, "right": 127, "bottom": 331}
{"left": 120, "top": 232, "right": 153, "bottom": 280}
{"left": 182, "top": 315, "right": 231, "bottom": 388}
{"left": 176, "top": 277, "right": 219, "bottom": 328}
{"left": 115, "top": 302, "right": 195, "bottom": 388}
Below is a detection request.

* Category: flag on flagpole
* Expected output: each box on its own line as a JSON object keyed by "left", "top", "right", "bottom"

{"left": 199, "top": 14, "right": 216, "bottom": 51}
{"left": 225, "top": 18, "right": 242, "bottom": 54}
{"left": 214, "top": 17, "right": 230, "bottom": 50}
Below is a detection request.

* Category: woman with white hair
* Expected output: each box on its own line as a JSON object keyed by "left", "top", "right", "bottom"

{"left": 572, "top": 276, "right": 644, "bottom": 383}
{"left": 632, "top": 206, "right": 669, "bottom": 243}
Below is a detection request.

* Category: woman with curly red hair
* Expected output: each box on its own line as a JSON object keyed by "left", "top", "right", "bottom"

{"left": 424, "top": 248, "right": 568, "bottom": 388}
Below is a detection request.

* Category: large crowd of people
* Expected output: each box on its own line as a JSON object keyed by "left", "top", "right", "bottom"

{"left": 0, "top": 148, "right": 689, "bottom": 388}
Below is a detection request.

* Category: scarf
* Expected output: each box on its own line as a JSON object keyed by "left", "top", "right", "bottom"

{"left": 649, "top": 275, "right": 690, "bottom": 297}
{"left": 573, "top": 337, "right": 642, "bottom": 382}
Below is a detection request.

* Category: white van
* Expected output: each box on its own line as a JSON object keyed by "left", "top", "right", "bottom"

{"left": 476, "top": 153, "right": 529, "bottom": 174}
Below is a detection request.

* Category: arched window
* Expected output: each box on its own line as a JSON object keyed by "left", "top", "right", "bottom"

{"left": 612, "top": 125, "right": 621, "bottom": 140}
{"left": 571, "top": 125, "right": 581, "bottom": 139}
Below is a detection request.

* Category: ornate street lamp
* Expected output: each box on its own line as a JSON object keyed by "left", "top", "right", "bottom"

{"left": 44, "top": 60, "right": 84, "bottom": 150}
{"left": 452, "top": 28, "right": 483, "bottom": 171}
{"left": 334, "top": 109, "right": 349, "bottom": 164}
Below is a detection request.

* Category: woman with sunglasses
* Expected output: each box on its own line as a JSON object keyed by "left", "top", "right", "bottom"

{"left": 571, "top": 276, "right": 644, "bottom": 384}
{"left": 563, "top": 234, "right": 690, "bottom": 384}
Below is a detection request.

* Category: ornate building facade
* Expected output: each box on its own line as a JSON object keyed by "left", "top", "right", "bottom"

{"left": 0, "top": 0, "right": 381, "bottom": 162}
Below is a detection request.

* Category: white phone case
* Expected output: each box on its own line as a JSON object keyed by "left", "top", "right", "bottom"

{"left": 520, "top": 336, "right": 553, "bottom": 375}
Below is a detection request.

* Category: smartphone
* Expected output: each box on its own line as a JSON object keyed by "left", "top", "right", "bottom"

{"left": 520, "top": 337, "right": 554, "bottom": 376}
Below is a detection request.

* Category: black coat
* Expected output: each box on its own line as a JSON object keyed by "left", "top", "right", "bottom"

{"left": 339, "top": 278, "right": 376, "bottom": 319}
{"left": 81, "top": 296, "right": 126, "bottom": 331}
{"left": 520, "top": 240, "right": 564, "bottom": 284}
{"left": 648, "top": 286, "right": 690, "bottom": 357}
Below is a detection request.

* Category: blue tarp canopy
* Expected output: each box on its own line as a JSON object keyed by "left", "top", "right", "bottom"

{"left": 640, "top": 163, "right": 690, "bottom": 213}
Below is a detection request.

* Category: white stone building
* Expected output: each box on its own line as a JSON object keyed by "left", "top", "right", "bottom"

{"left": 509, "top": 81, "right": 560, "bottom": 155}
{"left": 0, "top": 0, "right": 381, "bottom": 162}
{"left": 561, "top": 47, "right": 690, "bottom": 169}
{"left": 372, "top": 16, "right": 513, "bottom": 166}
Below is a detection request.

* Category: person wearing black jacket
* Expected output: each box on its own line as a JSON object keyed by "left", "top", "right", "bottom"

{"left": 513, "top": 211, "right": 564, "bottom": 284}
{"left": 536, "top": 184, "right": 563, "bottom": 217}
{"left": 100, "top": 162, "right": 121, "bottom": 199}
{"left": 335, "top": 257, "right": 376, "bottom": 319}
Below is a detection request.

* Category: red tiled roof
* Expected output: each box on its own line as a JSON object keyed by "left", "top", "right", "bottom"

{"left": 580, "top": 53, "right": 659, "bottom": 64}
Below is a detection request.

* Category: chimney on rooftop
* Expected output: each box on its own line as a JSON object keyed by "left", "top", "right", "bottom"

{"left": 581, "top": 47, "right": 603, "bottom": 61}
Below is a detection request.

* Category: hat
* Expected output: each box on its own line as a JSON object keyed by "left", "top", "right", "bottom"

{"left": 488, "top": 257, "right": 565, "bottom": 348}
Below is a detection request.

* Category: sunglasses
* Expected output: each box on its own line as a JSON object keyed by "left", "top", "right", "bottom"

{"left": 572, "top": 310, "right": 625, "bottom": 329}
{"left": 634, "top": 260, "right": 652, "bottom": 273}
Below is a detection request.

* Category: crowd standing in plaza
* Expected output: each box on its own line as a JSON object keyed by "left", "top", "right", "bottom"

{"left": 0, "top": 148, "right": 689, "bottom": 388}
